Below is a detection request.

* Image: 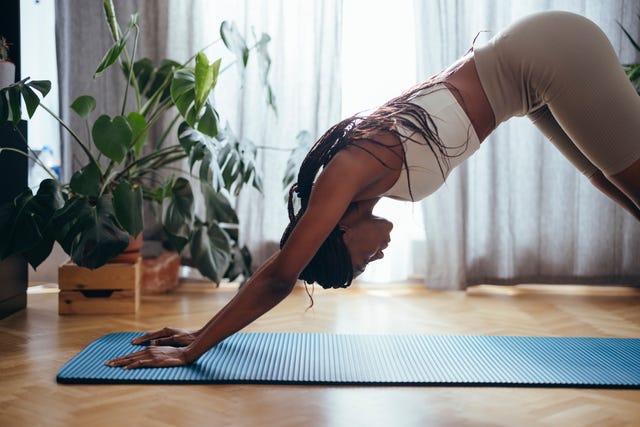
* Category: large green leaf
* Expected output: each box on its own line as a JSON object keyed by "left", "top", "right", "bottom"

{"left": 4, "top": 189, "right": 43, "bottom": 256}
{"left": 92, "top": 114, "right": 132, "bottom": 163}
{"left": 171, "top": 67, "right": 219, "bottom": 132}
{"left": 94, "top": 14, "right": 137, "bottom": 78}
{"left": 217, "top": 124, "right": 262, "bottom": 195}
{"left": 70, "top": 95, "right": 96, "bottom": 119}
{"left": 190, "top": 221, "right": 231, "bottom": 283}
{"left": 162, "top": 177, "right": 194, "bottom": 253}
{"left": 197, "top": 103, "right": 219, "bottom": 138}
{"left": 0, "top": 80, "right": 52, "bottom": 125}
{"left": 126, "top": 112, "right": 148, "bottom": 155}
{"left": 201, "top": 182, "right": 238, "bottom": 225}
{"left": 177, "top": 121, "right": 219, "bottom": 156}
{"left": 69, "top": 162, "right": 101, "bottom": 197}
{"left": 8, "top": 85, "right": 21, "bottom": 125}
{"left": 254, "top": 32, "right": 277, "bottom": 113}
{"left": 194, "top": 54, "right": 221, "bottom": 115}
{"left": 218, "top": 142, "right": 241, "bottom": 191}
{"left": 170, "top": 69, "right": 194, "bottom": 104}
{"left": 224, "top": 244, "right": 252, "bottom": 283}
{"left": 52, "top": 195, "right": 130, "bottom": 269}
{"left": 194, "top": 52, "right": 213, "bottom": 113}
{"left": 199, "top": 149, "right": 225, "bottom": 192}
{"left": 113, "top": 181, "right": 143, "bottom": 237}
{"left": 19, "top": 85, "right": 40, "bottom": 118}
{"left": 94, "top": 36, "right": 129, "bottom": 78}
{"left": 27, "top": 80, "right": 52, "bottom": 98}
{"left": 170, "top": 69, "right": 196, "bottom": 126}
{"left": 22, "top": 179, "right": 66, "bottom": 269}
{"left": 122, "top": 57, "right": 153, "bottom": 94}
{"left": 0, "top": 180, "right": 65, "bottom": 267}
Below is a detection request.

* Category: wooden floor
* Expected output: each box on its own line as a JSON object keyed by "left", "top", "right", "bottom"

{"left": 1, "top": 282, "right": 640, "bottom": 427}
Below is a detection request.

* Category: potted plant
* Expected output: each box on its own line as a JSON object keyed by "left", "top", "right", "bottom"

{"left": 0, "top": 0, "right": 275, "bottom": 287}
{"left": 0, "top": 36, "right": 15, "bottom": 88}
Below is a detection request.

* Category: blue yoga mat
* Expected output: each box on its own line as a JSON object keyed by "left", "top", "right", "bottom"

{"left": 56, "top": 332, "right": 640, "bottom": 388}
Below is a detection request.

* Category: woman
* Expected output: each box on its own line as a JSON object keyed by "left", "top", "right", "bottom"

{"left": 106, "top": 11, "right": 640, "bottom": 369}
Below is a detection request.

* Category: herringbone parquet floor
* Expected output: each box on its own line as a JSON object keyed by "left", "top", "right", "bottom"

{"left": 1, "top": 282, "right": 639, "bottom": 427}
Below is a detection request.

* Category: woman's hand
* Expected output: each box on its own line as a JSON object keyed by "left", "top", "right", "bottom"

{"left": 130, "top": 327, "right": 200, "bottom": 347}
{"left": 105, "top": 346, "right": 190, "bottom": 369}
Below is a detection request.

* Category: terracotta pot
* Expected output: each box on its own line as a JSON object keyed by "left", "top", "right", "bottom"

{"left": 109, "top": 233, "right": 143, "bottom": 264}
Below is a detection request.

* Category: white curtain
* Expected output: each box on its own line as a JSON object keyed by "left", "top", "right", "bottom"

{"left": 165, "top": 0, "right": 343, "bottom": 267}
{"left": 414, "top": 0, "right": 640, "bottom": 289}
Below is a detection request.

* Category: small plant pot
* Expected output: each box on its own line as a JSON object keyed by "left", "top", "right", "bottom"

{"left": 0, "top": 61, "right": 15, "bottom": 89}
{"left": 108, "top": 233, "right": 143, "bottom": 264}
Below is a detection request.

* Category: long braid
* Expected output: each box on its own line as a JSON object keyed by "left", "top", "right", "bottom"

{"left": 281, "top": 77, "right": 470, "bottom": 289}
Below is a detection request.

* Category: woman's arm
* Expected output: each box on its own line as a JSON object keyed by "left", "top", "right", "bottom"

{"left": 182, "top": 251, "right": 294, "bottom": 363}
{"left": 106, "top": 143, "right": 392, "bottom": 369}
{"left": 105, "top": 252, "right": 294, "bottom": 369}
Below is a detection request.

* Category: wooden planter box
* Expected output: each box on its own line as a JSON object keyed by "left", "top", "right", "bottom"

{"left": 58, "top": 259, "right": 141, "bottom": 314}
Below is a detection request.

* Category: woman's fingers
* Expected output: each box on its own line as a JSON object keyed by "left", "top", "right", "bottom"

{"left": 151, "top": 333, "right": 195, "bottom": 347}
{"left": 130, "top": 327, "right": 195, "bottom": 345}
{"left": 122, "top": 359, "right": 153, "bottom": 370}
{"left": 130, "top": 327, "right": 175, "bottom": 345}
{"left": 105, "top": 346, "right": 188, "bottom": 370}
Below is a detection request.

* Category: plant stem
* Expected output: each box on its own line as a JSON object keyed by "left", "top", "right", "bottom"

{"left": 85, "top": 121, "right": 92, "bottom": 151}
{"left": 122, "top": 22, "right": 141, "bottom": 115}
{"left": 130, "top": 154, "right": 188, "bottom": 180}
{"left": 140, "top": 70, "right": 173, "bottom": 116}
{"left": 114, "top": 145, "right": 183, "bottom": 181}
{"left": 145, "top": 98, "right": 173, "bottom": 131}
{"left": 181, "top": 38, "right": 223, "bottom": 67}
{"left": 103, "top": 0, "right": 142, "bottom": 113}
{"left": 0, "top": 147, "right": 58, "bottom": 182}
{"left": 39, "top": 103, "right": 103, "bottom": 176}
{"left": 156, "top": 113, "right": 181, "bottom": 150}
{"left": 103, "top": 0, "right": 122, "bottom": 41}
{"left": 99, "top": 160, "right": 117, "bottom": 195}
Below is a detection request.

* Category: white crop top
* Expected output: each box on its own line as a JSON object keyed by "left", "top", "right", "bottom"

{"left": 381, "top": 84, "right": 480, "bottom": 201}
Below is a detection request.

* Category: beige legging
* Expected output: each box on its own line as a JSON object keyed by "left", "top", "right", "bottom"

{"left": 474, "top": 11, "right": 640, "bottom": 177}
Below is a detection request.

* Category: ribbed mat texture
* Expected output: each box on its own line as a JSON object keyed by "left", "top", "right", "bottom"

{"left": 57, "top": 332, "right": 640, "bottom": 387}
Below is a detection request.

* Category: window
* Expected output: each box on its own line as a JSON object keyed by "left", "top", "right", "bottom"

{"left": 342, "top": 0, "right": 425, "bottom": 283}
{"left": 21, "top": 0, "right": 61, "bottom": 187}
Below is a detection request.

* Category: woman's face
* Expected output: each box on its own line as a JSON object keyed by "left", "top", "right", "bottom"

{"left": 340, "top": 202, "right": 393, "bottom": 277}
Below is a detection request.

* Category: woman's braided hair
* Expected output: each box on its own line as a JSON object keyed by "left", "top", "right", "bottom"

{"left": 280, "top": 78, "right": 466, "bottom": 289}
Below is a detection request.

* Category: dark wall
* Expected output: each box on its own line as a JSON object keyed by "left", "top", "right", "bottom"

{"left": 0, "top": 0, "right": 21, "bottom": 79}
{"left": 0, "top": 0, "right": 27, "bottom": 319}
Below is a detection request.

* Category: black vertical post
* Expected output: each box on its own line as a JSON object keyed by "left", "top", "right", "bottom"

{"left": 0, "top": 0, "right": 27, "bottom": 319}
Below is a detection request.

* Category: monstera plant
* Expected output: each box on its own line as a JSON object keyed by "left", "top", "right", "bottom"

{"left": 0, "top": 0, "right": 275, "bottom": 284}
